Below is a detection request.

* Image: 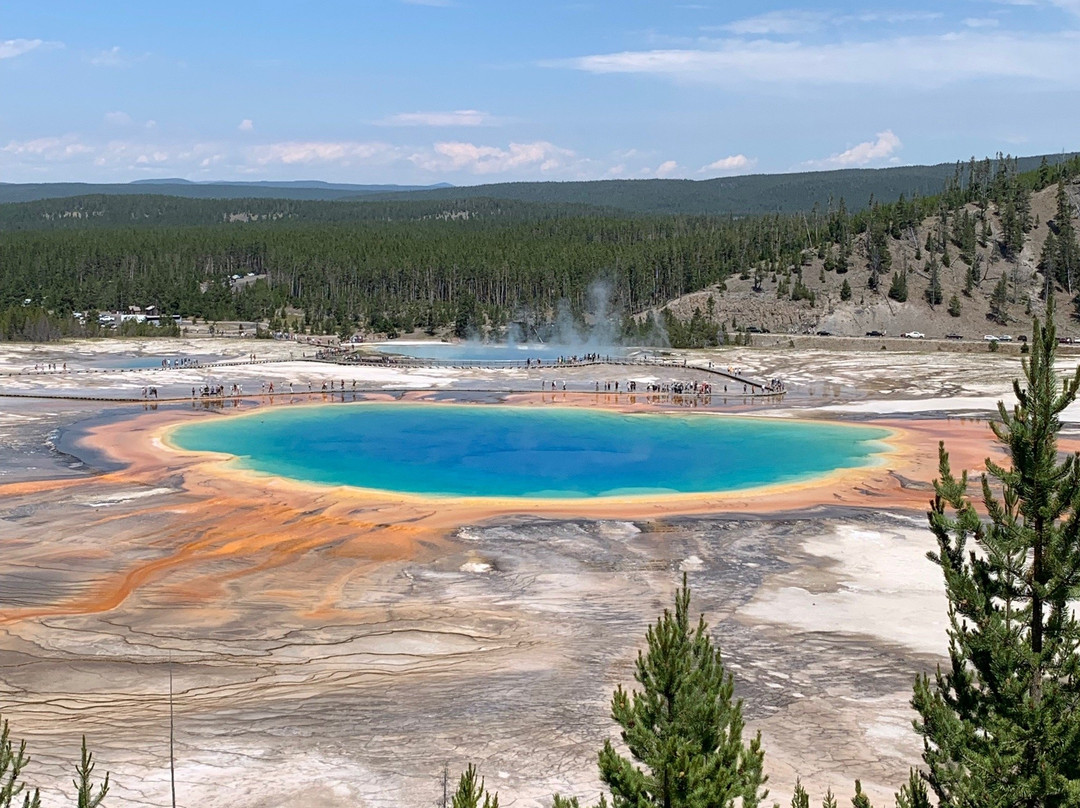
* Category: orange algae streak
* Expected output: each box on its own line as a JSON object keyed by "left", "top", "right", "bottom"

{"left": 0, "top": 407, "right": 1001, "bottom": 627}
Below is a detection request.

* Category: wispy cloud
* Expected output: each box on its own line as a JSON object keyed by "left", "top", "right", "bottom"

{"left": 1, "top": 136, "right": 94, "bottom": 161}
{"left": 0, "top": 38, "right": 61, "bottom": 59}
{"left": 250, "top": 140, "right": 402, "bottom": 166}
{"left": 719, "top": 10, "right": 830, "bottom": 35}
{"left": 411, "top": 140, "right": 578, "bottom": 174}
{"left": 238, "top": 119, "right": 254, "bottom": 132}
{"left": 712, "top": 9, "right": 941, "bottom": 36}
{"left": 700, "top": 154, "right": 757, "bottom": 175}
{"left": 559, "top": 31, "right": 1080, "bottom": 88}
{"left": 89, "top": 45, "right": 145, "bottom": 67}
{"left": 805, "top": 130, "right": 902, "bottom": 169}
{"left": 103, "top": 111, "right": 133, "bottom": 126}
{"left": 379, "top": 109, "right": 496, "bottom": 127}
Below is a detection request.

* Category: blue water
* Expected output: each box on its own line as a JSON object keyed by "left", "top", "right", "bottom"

{"left": 171, "top": 404, "right": 890, "bottom": 499}
{"left": 377, "top": 342, "right": 622, "bottom": 363}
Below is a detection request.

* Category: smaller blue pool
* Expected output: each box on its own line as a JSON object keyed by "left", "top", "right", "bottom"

{"left": 376, "top": 342, "right": 622, "bottom": 363}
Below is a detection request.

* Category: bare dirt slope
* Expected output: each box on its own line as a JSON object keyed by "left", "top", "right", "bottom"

{"left": 654, "top": 181, "right": 1080, "bottom": 341}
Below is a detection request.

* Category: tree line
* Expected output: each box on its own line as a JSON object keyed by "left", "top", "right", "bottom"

{"left": 0, "top": 154, "right": 1077, "bottom": 344}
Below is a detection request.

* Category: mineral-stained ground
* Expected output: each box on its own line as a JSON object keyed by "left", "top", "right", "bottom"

{"left": 1, "top": 337, "right": 1071, "bottom": 807}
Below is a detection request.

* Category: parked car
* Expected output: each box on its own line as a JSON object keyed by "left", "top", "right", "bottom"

{"left": 984, "top": 335, "right": 1000, "bottom": 341}
{"left": 998, "top": 335, "right": 1013, "bottom": 342}
{"left": 945, "top": 333, "right": 963, "bottom": 340}
{"left": 1017, "top": 335, "right": 1028, "bottom": 342}
{"left": 816, "top": 330, "right": 833, "bottom": 336}
{"left": 865, "top": 330, "right": 886, "bottom": 337}
{"left": 902, "top": 331, "right": 925, "bottom": 339}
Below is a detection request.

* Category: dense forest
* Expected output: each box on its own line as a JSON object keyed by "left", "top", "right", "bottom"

{"left": 1, "top": 153, "right": 1078, "bottom": 343}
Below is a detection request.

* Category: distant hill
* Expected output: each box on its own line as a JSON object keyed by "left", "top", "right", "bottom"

{"left": 361, "top": 154, "right": 1078, "bottom": 215}
{"left": 0, "top": 180, "right": 453, "bottom": 205}
{"left": 2, "top": 153, "right": 1075, "bottom": 214}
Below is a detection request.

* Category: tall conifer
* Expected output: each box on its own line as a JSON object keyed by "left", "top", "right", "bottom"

{"left": 912, "top": 303, "right": 1080, "bottom": 806}
{"left": 596, "top": 575, "right": 767, "bottom": 808}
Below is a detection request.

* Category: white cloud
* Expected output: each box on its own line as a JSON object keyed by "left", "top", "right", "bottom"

{"left": 701, "top": 154, "right": 757, "bottom": 174}
{"left": 714, "top": 10, "right": 940, "bottom": 35}
{"left": 720, "top": 11, "right": 829, "bottom": 35}
{"left": 103, "top": 111, "right": 132, "bottom": 126}
{"left": 1049, "top": 0, "right": 1080, "bottom": 14}
{"left": 963, "top": 17, "right": 1001, "bottom": 27}
{"left": 560, "top": 31, "right": 1080, "bottom": 88}
{"left": 379, "top": 109, "right": 495, "bottom": 127}
{"left": 250, "top": 140, "right": 403, "bottom": 166}
{"left": 412, "top": 140, "right": 577, "bottom": 175}
{"left": 655, "top": 160, "right": 681, "bottom": 178}
{"left": 0, "top": 38, "right": 57, "bottom": 59}
{"left": 238, "top": 118, "right": 254, "bottom": 132}
{"left": 806, "top": 130, "right": 902, "bottom": 169}
{"left": 1, "top": 136, "right": 94, "bottom": 161}
{"left": 0, "top": 133, "right": 600, "bottom": 182}
{"left": 90, "top": 46, "right": 142, "bottom": 67}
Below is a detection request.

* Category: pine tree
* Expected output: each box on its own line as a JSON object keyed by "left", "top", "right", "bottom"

{"left": 840, "top": 279, "right": 852, "bottom": 301}
{"left": 963, "top": 266, "right": 975, "bottom": 297}
{"left": 596, "top": 574, "right": 767, "bottom": 808}
{"left": 888, "top": 271, "right": 908, "bottom": 303}
{"left": 0, "top": 715, "right": 40, "bottom": 808}
{"left": 791, "top": 780, "right": 810, "bottom": 808}
{"left": 912, "top": 304, "right": 1080, "bottom": 806}
{"left": 893, "top": 771, "right": 930, "bottom": 808}
{"left": 73, "top": 737, "right": 108, "bottom": 808}
{"left": 989, "top": 273, "right": 1009, "bottom": 324}
{"left": 850, "top": 781, "right": 873, "bottom": 808}
{"left": 925, "top": 257, "right": 943, "bottom": 306}
{"left": 947, "top": 294, "right": 961, "bottom": 317}
{"left": 452, "top": 764, "right": 499, "bottom": 808}
{"left": 1052, "top": 179, "right": 1080, "bottom": 294}
{"left": 822, "top": 791, "right": 838, "bottom": 808}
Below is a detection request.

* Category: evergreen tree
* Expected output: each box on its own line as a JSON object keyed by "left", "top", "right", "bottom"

{"left": 963, "top": 266, "right": 975, "bottom": 297}
{"left": 452, "top": 764, "right": 499, "bottom": 808}
{"left": 912, "top": 305, "right": 1080, "bottom": 807}
{"left": 73, "top": 738, "right": 108, "bottom": 808}
{"left": 850, "top": 781, "right": 873, "bottom": 808}
{"left": 822, "top": 791, "right": 838, "bottom": 808}
{"left": 947, "top": 294, "right": 961, "bottom": 317}
{"left": 888, "top": 271, "right": 908, "bottom": 302}
{"left": 989, "top": 274, "right": 1009, "bottom": 324}
{"left": 893, "top": 771, "right": 931, "bottom": 808}
{"left": 1052, "top": 179, "right": 1080, "bottom": 294}
{"left": 0, "top": 715, "right": 40, "bottom": 808}
{"left": 791, "top": 780, "right": 810, "bottom": 808}
{"left": 840, "top": 279, "right": 852, "bottom": 301}
{"left": 925, "top": 258, "right": 943, "bottom": 306}
{"left": 596, "top": 574, "right": 767, "bottom": 808}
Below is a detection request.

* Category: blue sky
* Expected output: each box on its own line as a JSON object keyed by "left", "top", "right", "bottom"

{"left": 3, "top": 0, "right": 1079, "bottom": 184}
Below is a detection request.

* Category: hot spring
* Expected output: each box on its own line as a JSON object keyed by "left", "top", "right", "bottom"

{"left": 169, "top": 403, "right": 891, "bottom": 499}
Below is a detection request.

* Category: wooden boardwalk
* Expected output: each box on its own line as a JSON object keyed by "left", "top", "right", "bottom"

{"left": 0, "top": 353, "right": 785, "bottom": 404}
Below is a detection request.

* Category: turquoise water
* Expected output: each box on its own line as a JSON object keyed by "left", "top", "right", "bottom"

{"left": 171, "top": 404, "right": 890, "bottom": 499}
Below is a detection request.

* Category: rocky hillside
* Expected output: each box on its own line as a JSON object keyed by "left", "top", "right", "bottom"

{"left": 654, "top": 180, "right": 1080, "bottom": 341}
